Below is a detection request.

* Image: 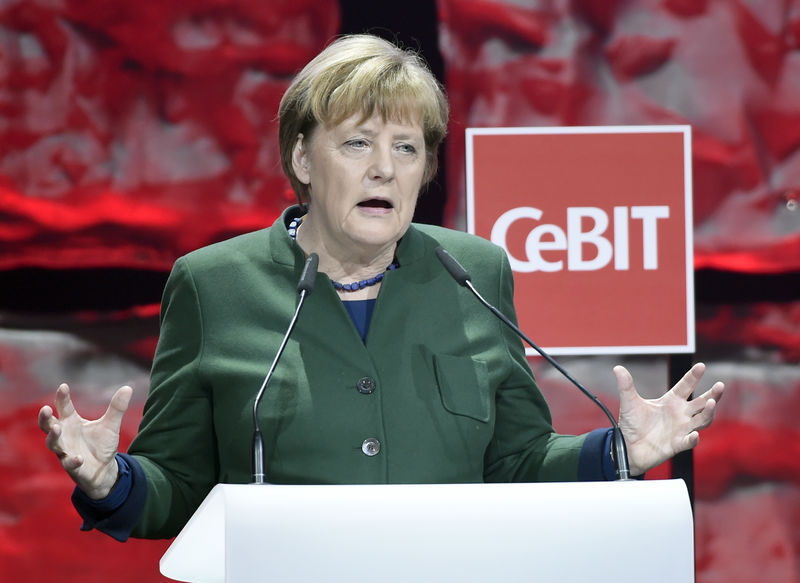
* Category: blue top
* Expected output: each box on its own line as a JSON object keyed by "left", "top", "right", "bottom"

{"left": 342, "top": 299, "right": 377, "bottom": 343}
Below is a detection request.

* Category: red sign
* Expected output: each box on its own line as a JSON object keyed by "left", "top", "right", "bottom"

{"left": 466, "top": 126, "right": 694, "bottom": 355}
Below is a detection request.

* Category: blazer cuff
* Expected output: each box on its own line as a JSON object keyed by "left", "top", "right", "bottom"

{"left": 577, "top": 428, "right": 616, "bottom": 481}
{"left": 71, "top": 453, "right": 147, "bottom": 542}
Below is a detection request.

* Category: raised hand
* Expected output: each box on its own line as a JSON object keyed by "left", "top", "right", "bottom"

{"left": 615, "top": 362, "right": 724, "bottom": 476}
{"left": 38, "top": 383, "right": 133, "bottom": 499}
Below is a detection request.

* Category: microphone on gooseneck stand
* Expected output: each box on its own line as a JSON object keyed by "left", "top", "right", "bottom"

{"left": 251, "top": 253, "right": 319, "bottom": 484}
{"left": 434, "top": 246, "right": 632, "bottom": 481}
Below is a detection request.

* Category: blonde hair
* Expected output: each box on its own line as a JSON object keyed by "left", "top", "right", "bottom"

{"left": 279, "top": 34, "right": 449, "bottom": 204}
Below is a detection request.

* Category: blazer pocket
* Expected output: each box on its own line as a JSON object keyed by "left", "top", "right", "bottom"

{"left": 432, "top": 353, "right": 491, "bottom": 423}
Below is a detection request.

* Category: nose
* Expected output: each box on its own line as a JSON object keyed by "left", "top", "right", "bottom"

{"left": 367, "top": 143, "right": 395, "bottom": 183}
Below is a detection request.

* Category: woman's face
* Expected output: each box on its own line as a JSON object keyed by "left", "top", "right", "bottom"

{"left": 292, "top": 111, "right": 427, "bottom": 256}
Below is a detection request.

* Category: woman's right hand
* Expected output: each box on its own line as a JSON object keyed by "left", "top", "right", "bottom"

{"left": 38, "top": 383, "right": 133, "bottom": 500}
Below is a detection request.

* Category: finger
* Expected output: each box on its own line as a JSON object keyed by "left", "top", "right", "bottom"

{"left": 45, "top": 423, "right": 86, "bottom": 470}
{"left": 62, "top": 454, "right": 85, "bottom": 472}
{"left": 671, "top": 362, "right": 706, "bottom": 400}
{"left": 688, "top": 397, "right": 708, "bottom": 416}
{"left": 53, "top": 383, "right": 77, "bottom": 419}
{"left": 687, "top": 380, "right": 725, "bottom": 416}
{"left": 712, "top": 381, "right": 725, "bottom": 402}
{"left": 695, "top": 381, "right": 725, "bottom": 405}
{"left": 38, "top": 405, "right": 55, "bottom": 433}
{"left": 100, "top": 385, "right": 133, "bottom": 431}
{"left": 678, "top": 431, "right": 700, "bottom": 453}
{"left": 45, "top": 422, "right": 66, "bottom": 457}
{"left": 689, "top": 398, "right": 718, "bottom": 431}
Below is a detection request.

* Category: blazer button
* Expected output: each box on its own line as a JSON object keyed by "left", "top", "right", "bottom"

{"left": 361, "top": 438, "right": 381, "bottom": 456}
{"left": 357, "top": 376, "right": 376, "bottom": 394}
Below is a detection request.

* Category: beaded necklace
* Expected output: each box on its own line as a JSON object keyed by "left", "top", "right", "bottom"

{"left": 288, "top": 215, "right": 398, "bottom": 292}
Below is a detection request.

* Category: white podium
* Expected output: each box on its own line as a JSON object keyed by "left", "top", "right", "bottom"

{"left": 160, "top": 480, "right": 693, "bottom": 583}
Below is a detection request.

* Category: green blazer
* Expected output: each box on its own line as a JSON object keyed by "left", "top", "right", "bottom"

{"left": 128, "top": 207, "right": 587, "bottom": 538}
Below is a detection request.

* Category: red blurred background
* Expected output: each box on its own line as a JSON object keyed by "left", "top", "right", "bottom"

{"left": 1, "top": 1, "right": 798, "bottom": 581}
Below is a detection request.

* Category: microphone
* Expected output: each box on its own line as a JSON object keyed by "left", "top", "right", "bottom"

{"left": 251, "top": 253, "right": 319, "bottom": 484}
{"left": 434, "top": 246, "right": 632, "bottom": 481}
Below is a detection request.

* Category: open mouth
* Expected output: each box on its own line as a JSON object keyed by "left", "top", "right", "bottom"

{"left": 357, "top": 198, "right": 393, "bottom": 209}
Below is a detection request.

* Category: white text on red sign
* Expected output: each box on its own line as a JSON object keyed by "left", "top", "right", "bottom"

{"left": 491, "top": 206, "right": 671, "bottom": 272}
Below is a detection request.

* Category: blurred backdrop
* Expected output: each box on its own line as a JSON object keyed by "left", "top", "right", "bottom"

{"left": 1, "top": 1, "right": 798, "bottom": 581}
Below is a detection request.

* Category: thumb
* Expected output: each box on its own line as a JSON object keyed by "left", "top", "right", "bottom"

{"left": 613, "top": 365, "right": 637, "bottom": 406}
{"left": 100, "top": 385, "right": 133, "bottom": 432}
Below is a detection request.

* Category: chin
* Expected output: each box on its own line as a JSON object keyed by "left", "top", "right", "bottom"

{"left": 357, "top": 235, "right": 399, "bottom": 249}
{"left": 353, "top": 227, "right": 403, "bottom": 249}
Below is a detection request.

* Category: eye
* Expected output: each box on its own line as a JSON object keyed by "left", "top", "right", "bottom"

{"left": 396, "top": 142, "right": 417, "bottom": 155}
{"left": 345, "top": 138, "right": 370, "bottom": 150}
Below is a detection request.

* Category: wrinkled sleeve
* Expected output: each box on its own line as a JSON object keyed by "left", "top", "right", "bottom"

{"left": 482, "top": 249, "right": 608, "bottom": 482}
{"left": 127, "top": 257, "right": 219, "bottom": 539}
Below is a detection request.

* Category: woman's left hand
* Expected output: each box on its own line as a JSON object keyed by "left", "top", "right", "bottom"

{"left": 615, "top": 362, "right": 724, "bottom": 476}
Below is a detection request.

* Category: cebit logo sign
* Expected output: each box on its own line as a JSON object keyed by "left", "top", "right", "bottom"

{"left": 491, "top": 205, "right": 669, "bottom": 273}
{"left": 466, "top": 126, "right": 694, "bottom": 355}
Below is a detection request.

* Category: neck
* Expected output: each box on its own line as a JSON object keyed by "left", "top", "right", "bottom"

{"left": 295, "top": 212, "right": 398, "bottom": 284}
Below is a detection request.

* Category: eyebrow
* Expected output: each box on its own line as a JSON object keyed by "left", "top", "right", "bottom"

{"left": 345, "top": 116, "right": 422, "bottom": 137}
{"left": 350, "top": 126, "right": 422, "bottom": 142}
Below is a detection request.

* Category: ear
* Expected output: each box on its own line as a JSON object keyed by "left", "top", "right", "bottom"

{"left": 291, "top": 133, "right": 311, "bottom": 185}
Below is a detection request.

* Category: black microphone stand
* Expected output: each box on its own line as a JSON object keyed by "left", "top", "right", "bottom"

{"left": 251, "top": 253, "right": 318, "bottom": 484}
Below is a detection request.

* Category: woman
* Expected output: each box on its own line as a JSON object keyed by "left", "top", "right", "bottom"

{"left": 38, "top": 34, "right": 724, "bottom": 541}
